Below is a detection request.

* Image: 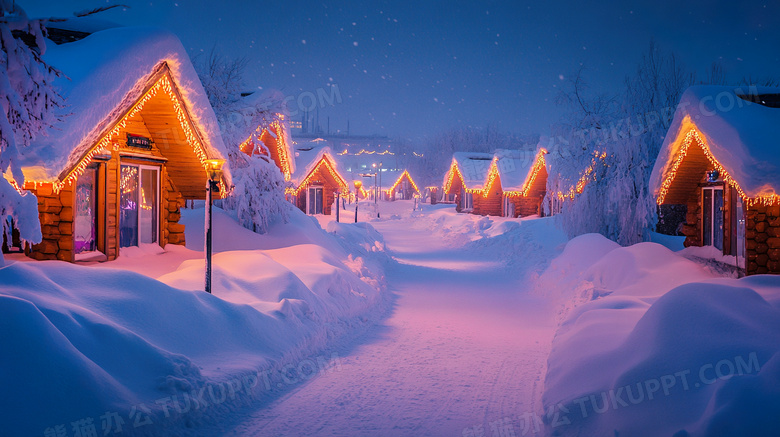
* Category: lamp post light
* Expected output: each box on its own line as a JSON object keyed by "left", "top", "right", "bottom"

{"left": 204, "top": 158, "right": 225, "bottom": 294}
{"left": 353, "top": 180, "right": 363, "bottom": 223}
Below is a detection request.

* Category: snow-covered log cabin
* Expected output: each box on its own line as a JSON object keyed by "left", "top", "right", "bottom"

{"left": 6, "top": 27, "right": 230, "bottom": 262}
{"left": 490, "top": 147, "right": 549, "bottom": 217}
{"left": 442, "top": 149, "right": 548, "bottom": 217}
{"left": 651, "top": 86, "right": 780, "bottom": 275}
{"left": 443, "top": 152, "right": 493, "bottom": 214}
{"left": 386, "top": 170, "right": 420, "bottom": 201}
{"left": 235, "top": 91, "right": 295, "bottom": 181}
{"left": 288, "top": 145, "right": 349, "bottom": 215}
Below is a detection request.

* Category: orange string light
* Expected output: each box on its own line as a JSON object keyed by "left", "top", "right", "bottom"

{"left": 240, "top": 118, "right": 293, "bottom": 181}
{"left": 656, "top": 128, "right": 780, "bottom": 207}
{"left": 443, "top": 160, "right": 466, "bottom": 194}
{"left": 291, "top": 155, "right": 349, "bottom": 196}
{"left": 385, "top": 170, "right": 420, "bottom": 195}
{"left": 556, "top": 150, "right": 606, "bottom": 201}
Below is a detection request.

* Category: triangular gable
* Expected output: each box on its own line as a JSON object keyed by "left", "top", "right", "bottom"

{"left": 291, "top": 153, "right": 348, "bottom": 195}
{"left": 387, "top": 170, "right": 420, "bottom": 194}
{"left": 45, "top": 64, "right": 226, "bottom": 197}
{"left": 239, "top": 115, "right": 294, "bottom": 181}
{"left": 503, "top": 148, "right": 548, "bottom": 197}
{"left": 443, "top": 159, "right": 466, "bottom": 194}
{"left": 655, "top": 116, "right": 780, "bottom": 207}
{"left": 651, "top": 86, "right": 780, "bottom": 206}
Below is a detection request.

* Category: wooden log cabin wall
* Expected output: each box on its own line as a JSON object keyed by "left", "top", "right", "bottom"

{"left": 512, "top": 164, "right": 549, "bottom": 217}
{"left": 472, "top": 173, "right": 502, "bottom": 216}
{"left": 745, "top": 203, "right": 780, "bottom": 274}
{"left": 656, "top": 128, "right": 779, "bottom": 275}
{"left": 24, "top": 120, "right": 187, "bottom": 262}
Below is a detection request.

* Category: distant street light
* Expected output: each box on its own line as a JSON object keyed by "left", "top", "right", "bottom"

{"left": 205, "top": 158, "right": 225, "bottom": 294}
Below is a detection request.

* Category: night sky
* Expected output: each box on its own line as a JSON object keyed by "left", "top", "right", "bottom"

{"left": 23, "top": 0, "right": 780, "bottom": 140}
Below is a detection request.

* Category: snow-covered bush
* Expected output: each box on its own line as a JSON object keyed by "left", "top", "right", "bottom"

{"left": 221, "top": 151, "right": 290, "bottom": 234}
{"left": 194, "top": 50, "right": 292, "bottom": 234}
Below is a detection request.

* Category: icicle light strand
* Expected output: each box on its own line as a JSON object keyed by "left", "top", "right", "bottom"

{"left": 291, "top": 155, "right": 349, "bottom": 196}
{"left": 656, "top": 128, "right": 780, "bottom": 207}
{"left": 385, "top": 170, "right": 420, "bottom": 195}
{"left": 16, "top": 74, "right": 221, "bottom": 195}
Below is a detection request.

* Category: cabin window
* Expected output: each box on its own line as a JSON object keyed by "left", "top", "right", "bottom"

{"left": 74, "top": 166, "right": 98, "bottom": 254}
{"left": 462, "top": 191, "right": 473, "bottom": 211}
{"left": 120, "top": 164, "right": 160, "bottom": 248}
{"left": 503, "top": 196, "right": 515, "bottom": 218}
{"left": 307, "top": 186, "right": 324, "bottom": 214}
{"left": 702, "top": 186, "right": 724, "bottom": 250}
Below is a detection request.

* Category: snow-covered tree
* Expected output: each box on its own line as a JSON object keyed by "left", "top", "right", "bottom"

{"left": 0, "top": 1, "right": 63, "bottom": 264}
{"left": 549, "top": 44, "right": 691, "bottom": 246}
{"left": 220, "top": 149, "right": 290, "bottom": 233}
{"left": 194, "top": 49, "right": 290, "bottom": 233}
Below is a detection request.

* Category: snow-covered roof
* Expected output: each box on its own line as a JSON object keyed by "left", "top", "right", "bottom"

{"left": 20, "top": 26, "right": 230, "bottom": 185}
{"left": 230, "top": 89, "right": 295, "bottom": 179}
{"left": 650, "top": 85, "right": 780, "bottom": 200}
{"left": 493, "top": 147, "right": 546, "bottom": 193}
{"left": 290, "top": 143, "right": 347, "bottom": 189}
{"left": 46, "top": 16, "right": 121, "bottom": 35}
{"left": 451, "top": 152, "right": 494, "bottom": 190}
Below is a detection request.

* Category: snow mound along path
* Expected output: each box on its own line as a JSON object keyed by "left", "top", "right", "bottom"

{"left": 2, "top": 207, "right": 391, "bottom": 436}
{"left": 540, "top": 233, "right": 780, "bottom": 436}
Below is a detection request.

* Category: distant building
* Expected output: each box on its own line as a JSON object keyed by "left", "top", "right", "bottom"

{"left": 442, "top": 147, "right": 549, "bottom": 217}
{"left": 288, "top": 144, "right": 349, "bottom": 215}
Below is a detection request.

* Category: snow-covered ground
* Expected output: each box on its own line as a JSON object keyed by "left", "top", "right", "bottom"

{"left": 4, "top": 199, "right": 780, "bottom": 436}
{"left": 1, "top": 206, "right": 390, "bottom": 437}
{"left": 198, "top": 201, "right": 568, "bottom": 436}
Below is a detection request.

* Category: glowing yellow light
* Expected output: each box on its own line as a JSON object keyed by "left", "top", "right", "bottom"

{"left": 481, "top": 159, "right": 501, "bottom": 198}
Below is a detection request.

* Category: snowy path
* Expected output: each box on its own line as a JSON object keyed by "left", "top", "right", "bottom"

{"left": 213, "top": 219, "right": 556, "bottom": 436}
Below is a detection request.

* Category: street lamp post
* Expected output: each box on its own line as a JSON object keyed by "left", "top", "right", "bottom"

{"left": 205, "top": 158, "right": 225, "bottom": 294}
{"left": 353, "top": 180, "right": 363, "bottom": 223}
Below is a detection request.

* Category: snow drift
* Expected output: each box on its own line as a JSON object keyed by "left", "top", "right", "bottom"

{"left": 1, "top": 207, "right": 390, "bottom": 436}
{"left": 540, "top": 234, "right": 780, "bottom": 436}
